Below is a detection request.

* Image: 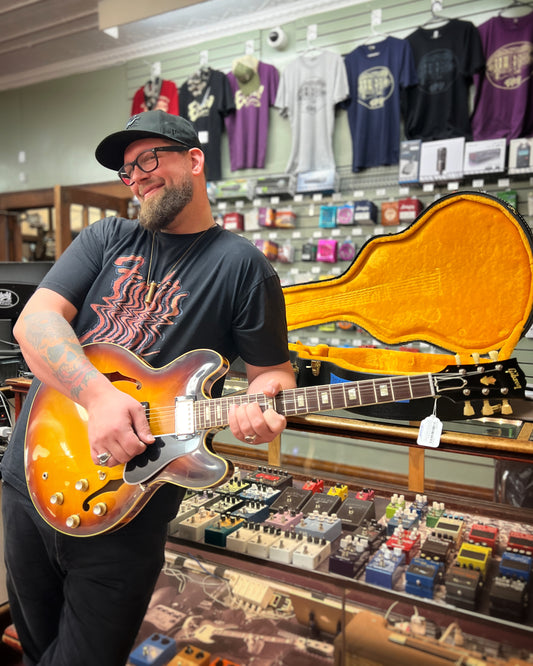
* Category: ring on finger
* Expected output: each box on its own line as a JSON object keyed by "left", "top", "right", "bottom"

{"left": 97, "top": 451, "right": 111, "bottom": 466}
{"left": 244, "top": 435, "right": 257, "bottom": 444}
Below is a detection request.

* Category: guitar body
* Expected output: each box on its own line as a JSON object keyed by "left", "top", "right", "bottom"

{"left": 25, "top": 343, "right": 233, "bottom": 537}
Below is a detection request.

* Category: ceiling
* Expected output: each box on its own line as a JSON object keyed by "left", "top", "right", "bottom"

{"left": 0, "top": 0, "right": 361, "bottom": 93}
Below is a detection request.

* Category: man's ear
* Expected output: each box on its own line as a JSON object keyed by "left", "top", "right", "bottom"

{"left": 189, "top": 147, "right": 205, "bottom": 176}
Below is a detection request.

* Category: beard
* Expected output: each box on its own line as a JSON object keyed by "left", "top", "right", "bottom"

{"left": 138, "top": 179, "right": 194, "bottom": 232}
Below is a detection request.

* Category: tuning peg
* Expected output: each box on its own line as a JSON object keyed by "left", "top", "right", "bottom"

{"left": 489, "top": 350, "right": 499, "bottom": 361}
{"left": 501, "top": 399, "right": 513, "bottom": 415}
{"left": 463, "top": 401, "right": 475, "bottom": 417}
{"left": 455, "top": 354, "right": 462, "bottom": 365}
{"left": 472, "top": 353, "right": 480, "bottom": 364}
{"left": 482, "top": 400, "right": 493, "bottom": 416}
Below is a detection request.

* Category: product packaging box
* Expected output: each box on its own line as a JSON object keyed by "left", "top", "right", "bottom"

{"left": 381, "top": 200, "right": 400, "bottom": 226}
{"left": 399, "top": 140, "right": 422, "bottom": 184}
{"left": 223, "top": 212, "right": 244, "bottom": 231}
{"left": 275, "top": 209, "right": 297, "bottom": 228}
{"left": 255, "top": 174, "right": 295, "bottom": 197}
{"left": 354, "top": 200, "right": 378, "bottom": 224}
{"left": 398, "top": 198, "right": 424, "bottom": 224}
{"left": 509, "top": 138, "right": 533, "bottom": 174}
{"left": 319, "top": 205, "right": 337, "bottom": 228}
{"left": 317, "top": 238, "right": 338, "bottom": 263}
{"left": 296, "top": 169, "right": 339, "bottom": 194}
{"left": 419, "top": 137, "right": 465, "bottom": 182}
{"left": 336, "top": 203, "right": 355, "bottom": 226}
{"left": 215, "top": 178, "right": 255, "bottom": 200}
{"left": 463, "top": 139, "right": 506, "bottom": 175}
{"left": 257, "top": 206, "right": 276, "bottom": 227}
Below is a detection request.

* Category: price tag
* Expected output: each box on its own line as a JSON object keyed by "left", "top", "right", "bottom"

{"left": 417, "top": 414, "right": 443, "bottom": 448}
{"left": 235, "top": 200, "right": 244, "bottom": 208}
{"left": 399, "top": 186, "right": 410, "bottom": 196}
{"left": 498, "top": 178, "right": 510, "bottom": 187}
{"left": 270, "top": 196, "right": 280, "bottom": 205}
{"left": 252, "top": 198, "right": 262, "bottom": 207}
{"left": 312, "top": 230, "right": 323, "bottom": 238}
{"left": 217, "top": 202, "right": 227, "bottom": 210}
{"left": 354, "top": 190, "right": 365, "bottom": 198}
{"left": 292, "top": 230, "right": 302, "bottom": 239}
{"left": 376, "top": 188, "right": 387, "bottom": 196}
{"left": 313, "top": 193, "right": 323, "bottom": 202}
{"left": 294, "top": 194, "right": 304, "bottom": 202}
{"left": 423, "top": 183, "right": 434, "bottom": 192}
{"left": 472, "top": 179, "right": 484, "bottom": 188}
{"left": 447, "top": 182, "right": 459, "bottom": 191}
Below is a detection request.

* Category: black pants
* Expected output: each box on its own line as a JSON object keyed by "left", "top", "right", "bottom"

{"left": 2, "top": 480, "right": 184, "bottom": 666}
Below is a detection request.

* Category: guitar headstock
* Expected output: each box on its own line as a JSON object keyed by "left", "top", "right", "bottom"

{"left": 436, "top": 359, "right": 526, "bottom": 416}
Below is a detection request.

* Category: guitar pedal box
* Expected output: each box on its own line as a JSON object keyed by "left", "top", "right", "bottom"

{"left": 263, "top": 509, "right": 303, "bottom": 531}
{"left": 433, "top": 514, "right": 465, "bottom": 544}
{"left": 336, "top": 496, "right": 375, "bottom": 530}
{"left": 386, "top": 527, "right": 421, "bottom": 564}
{"left": 169, "top": 645, "right": 211, "bottom": 666}
{"left": 301, "top": 492, "right": 341, "bottom": 516}
{"left": 329, "top": 535, "right": 371, "bottom": 578}
{"left": 425, "top": 501, "right": 446, "bottom": 528}
{"left": 238, "top": 483, "right": 281, "bottom": 505}
{"left": 269, "top": 531, "right": 303, "bottom": 564}
{"left": 327, "top": 483, "right": 349, "bottom": 501}
{"left": 231, "top": 500, "right": 270, "bottom": 523}
{"left": 215, "top": 477, "right": 251, "bottom": 496}
{"left": 302, "top": 478, "right": 324, "bottom": 493}
{"left": 405, "top": 557, "right": 442, "bottom": 599}
{"left": 507, "top": 529, "right": 533, "bottom": 555}
{"left": 386, "top": 506, "right": 420, "bottom": 536}
{"left": 456, "top": 542, "right": 491, "bottom": 578}
{"left": 420, "top": 533, "right": 453, "bottom": 564}
{"left": 445, "top": 565, "right": 482, "bottom": 610}
{"left": 489, "top": 576, "right": 530, "bottom": 621}
{"left": 499, "top": 550, "right": 532, "bottom": 582}
{"left": 467, "top": 523, "right": 499, "bottom": 552}
{"left": 365, "top": 545, "right": 405, "bottom": 589}
{"left": 385, "top": 493, "right": 406, "bottom": 519}
{"left": 246, "top": 525, "right": 283, "bottom": 559}
{"left": 353, "top": 519, "right": 387, "bottom": 551}
{"left": 225, "top": 522, "right": 259, "bottom": 553}
{"left": 204, "top": 515, "right": 245, "bottom": 547}
{"left": 294, "top": 510, "right": 342, "bottom": 541}
{"left": 269, "top": 487, "right": 312, "bottom": 513}
{"left": 209, "top": 660, "right": 242, "bottom": 666}
{"left": 175, "top": 508, "right": 220, "bottom": 541}
{"left": 209, "top": 495, "right": 246, "bottom": 515}
{"left": 129, "top": 633, "right": 177, "bottom": 666}
{"left": 244, "top": 466, "right": 293, "bottom": 490}
{"left": 292, "top": 536, "right": 331, "bottom": 570}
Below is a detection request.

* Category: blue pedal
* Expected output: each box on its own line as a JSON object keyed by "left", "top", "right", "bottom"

{"left": 405, "top": 557, "right": 442, "bottom": 599}
{"left": 129, "top": 633, "right": 177, "bottom": 666}
{"left": 499, "top": 550, "right": 532, "bottom": 582}
{"left": 365, "top": 546, "right": 405, "bottom": 589}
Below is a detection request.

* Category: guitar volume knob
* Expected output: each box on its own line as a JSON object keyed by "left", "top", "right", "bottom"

{"left": 75, "top": 479, "right": 89, "bottom": 491}
{"left": 50, "top": 492, "right": 64, "bottom": 505}
{"left": 93, "top": 502, "right": 108, "bottom": 516}
{"left": 66, "top": 515, "right": 80, "bottom": 528}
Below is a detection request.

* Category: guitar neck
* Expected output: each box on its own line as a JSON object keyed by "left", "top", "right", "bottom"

{"left": 194, "top": 373, "right": 435, "bottom": 430}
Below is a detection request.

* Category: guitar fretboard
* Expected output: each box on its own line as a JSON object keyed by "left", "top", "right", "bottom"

{"left": 194, "top": 373, "right": 435, "bottom": 430}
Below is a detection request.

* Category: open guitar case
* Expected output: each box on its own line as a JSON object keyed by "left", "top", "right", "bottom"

{"left": 283, "top": 191, "right": 533, "bottom": 423}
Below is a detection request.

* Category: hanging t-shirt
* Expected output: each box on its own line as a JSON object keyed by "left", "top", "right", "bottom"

{"left": 275, "top": 50, "right": 349, "bottom": 174}
{"left": 179, "top": 68, "right": 235, "bottom": 181}
{"left": 225, "top": 60, "right": 280, "bottom": 171}
{"left": 404, "top": 19, "right": 485, "bottom": 141}
{"left": 131, "top": 79, "right": 179, "bottom": 115}
{"left": 342, "top": 37, "right": 417, "bottom": 172}
{"left": 471, "top": 12, "right": 533, "bottom": 141}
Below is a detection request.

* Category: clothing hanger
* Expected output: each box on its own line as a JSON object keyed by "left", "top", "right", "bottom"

{"left": 362, "top": 9, "right": 389, "bottom": 46}
{"left": 301, "top": 23, "right": 322, "bottom": 58}
{"left": 421, "top": 0, "right": 451, "bottom": 29}
{"left": 498, "top": 0, "right": 533, "bottom": 17}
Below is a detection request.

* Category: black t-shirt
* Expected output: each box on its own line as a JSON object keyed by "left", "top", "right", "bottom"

{"left": 179, "top": 68, "right": 235, "bottom": 181}
{"left": 404, "top": 19, "right": 485, "bottom": 140}
{"left": 1, "top": 219, "right": 289, "bottom": 492}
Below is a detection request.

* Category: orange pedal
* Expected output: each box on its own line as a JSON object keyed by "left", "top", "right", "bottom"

{"left": 169, "top": 644, "right": 211, "bottom": 666}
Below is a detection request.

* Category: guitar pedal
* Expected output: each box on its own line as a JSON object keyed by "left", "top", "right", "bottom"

{"left": 129, "top": 633, "right": 177, "bottom": 666}
{"left": 168, "top": 644, "right": 211, "bottom": 666}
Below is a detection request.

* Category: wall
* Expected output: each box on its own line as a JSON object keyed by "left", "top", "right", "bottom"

{"left": 0, "top": 0, "right": 510, "bottom": 193}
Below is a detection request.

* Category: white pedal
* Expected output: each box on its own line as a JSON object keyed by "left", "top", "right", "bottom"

{"left": 174, "top": 507, "right": 219, "bottom": 541}
{"left": 226, "top": 523, "right": 258, "bottom": 553}
{"left": 292, "top": 536, "right": 331, "bottom": 570}
{"left": 246, "top": 526, "right": 282, "bottom": 559}
{"left": 269, "top": 532, "right": 302, "bottom": 564}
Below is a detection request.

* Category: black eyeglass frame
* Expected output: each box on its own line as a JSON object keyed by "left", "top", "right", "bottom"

{"left": 118, "top": 145, "right": 189, "bottom": 185}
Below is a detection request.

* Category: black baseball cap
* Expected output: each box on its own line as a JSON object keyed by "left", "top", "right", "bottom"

{"left": 95, "top": 110, "right": 201, "bottom": 170}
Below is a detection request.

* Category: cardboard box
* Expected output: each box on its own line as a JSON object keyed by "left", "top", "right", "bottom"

{"left": 419, "top": 137, "right": 465, "bottom": 182}
{"left": 464, "top": 139, "right": 506, "bottom": 175}
{"left": 399, "top": 140, "right": 422, "bottom": 184}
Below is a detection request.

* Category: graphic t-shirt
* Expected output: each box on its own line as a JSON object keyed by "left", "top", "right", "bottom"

{"left": 471, "top": 12, "right": 533, "bottom": 141}
{"left": 131, "top": 79, "right": 179, "bottom": 115}
{"left": 0, "top": 220, "right": 290, "bottom": 494}
{"left": 225, "top": 61, "right": 280, "bottom": 171}
{"left": 404, "top": 19, "right": 485, "bottom": 140}
{"left": 342, "top": 37, "right": 417, "bottom": 171}
{"left": 275, "top": 50, "right": 349, "bottom": 173}
{"left": 179, "top": 68, "right": 235, "bottom": 180}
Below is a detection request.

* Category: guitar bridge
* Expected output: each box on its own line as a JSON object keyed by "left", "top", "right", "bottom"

{"left": 175, "top": 396, "right": 195, "bottom": 438}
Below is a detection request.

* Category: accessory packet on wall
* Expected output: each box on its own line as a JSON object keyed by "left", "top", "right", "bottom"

{"left": 509, "top": 138, "right": 533, "bottom": 174}
{"left": 225, "top": 56, "right": 280, "bottom": 171}
{"left": 419, "top": 137, "right": 465, "bottom": 182}
{"left": 472, "top": 11, "right": 533, "bottom": 141}
{"left": 131, "top": 78, "right": 179, "bottom": 115}
{"left": 180, "top": 67, "right": 235, "bottom": 181}
{"left": 399, "top": 140, "right": 422, "bottom": 183}
{"left": 275, "top": 49, "right": 349, "bottom": 174}
{"left": 342, "top": 36, "right": 417, "bottom": 172}
{"left": 404, "top": 19, "right": 484, "bottom": 141}
{"left": 463, "top": 138, "right": 506, "bottom": 175}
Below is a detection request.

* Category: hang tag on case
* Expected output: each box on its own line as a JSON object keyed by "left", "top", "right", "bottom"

{"left": 417, "top": 414, "right": 443, "bottom": 448}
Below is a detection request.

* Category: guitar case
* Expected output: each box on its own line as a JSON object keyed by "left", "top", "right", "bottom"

{"left": 283, "top": 191, "right": 533, "bottom": 421}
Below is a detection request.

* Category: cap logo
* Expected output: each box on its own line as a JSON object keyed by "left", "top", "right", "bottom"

{"left": 126, "top": 115, "right": 141, "bottom": 129}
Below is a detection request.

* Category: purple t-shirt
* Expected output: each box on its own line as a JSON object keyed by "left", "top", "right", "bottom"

{"left": 471, "top": 12, "right": 533, "bottom": 141}
{"left": 225, "top": 61, "right": 280, "bottom": 171}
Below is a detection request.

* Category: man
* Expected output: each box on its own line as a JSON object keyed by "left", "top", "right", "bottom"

{"left": 1, "top": 110, "right": 295, "bottom": 665}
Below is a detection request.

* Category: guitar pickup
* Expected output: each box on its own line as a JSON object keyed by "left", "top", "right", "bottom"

{"left": 175, "top": 397, "right": 195, "bottom": 437}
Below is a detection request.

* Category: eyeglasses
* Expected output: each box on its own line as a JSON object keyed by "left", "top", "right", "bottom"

{"left": 118, "top": 145, "right": 189, "bottom": 185}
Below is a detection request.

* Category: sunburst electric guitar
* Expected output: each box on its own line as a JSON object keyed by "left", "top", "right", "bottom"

{"left": 24, "top": 342, "right": 525, "bottom": 537}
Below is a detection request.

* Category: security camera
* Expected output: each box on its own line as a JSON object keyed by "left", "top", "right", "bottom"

{"left": 268, "top": 26, "right": 288, "bottom": 50}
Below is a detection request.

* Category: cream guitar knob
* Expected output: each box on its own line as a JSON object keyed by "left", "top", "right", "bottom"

{"left": 93, "top": 502, "right": 107, "bottom": 516}
{"left": 50, "top": 492, "right": 64, "bottom": 505}
{"left": 66, "top": 515, "right": 80, "bottom": 528}
{"left": 75, "top": 479, "right": 89, "bottom": 491}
